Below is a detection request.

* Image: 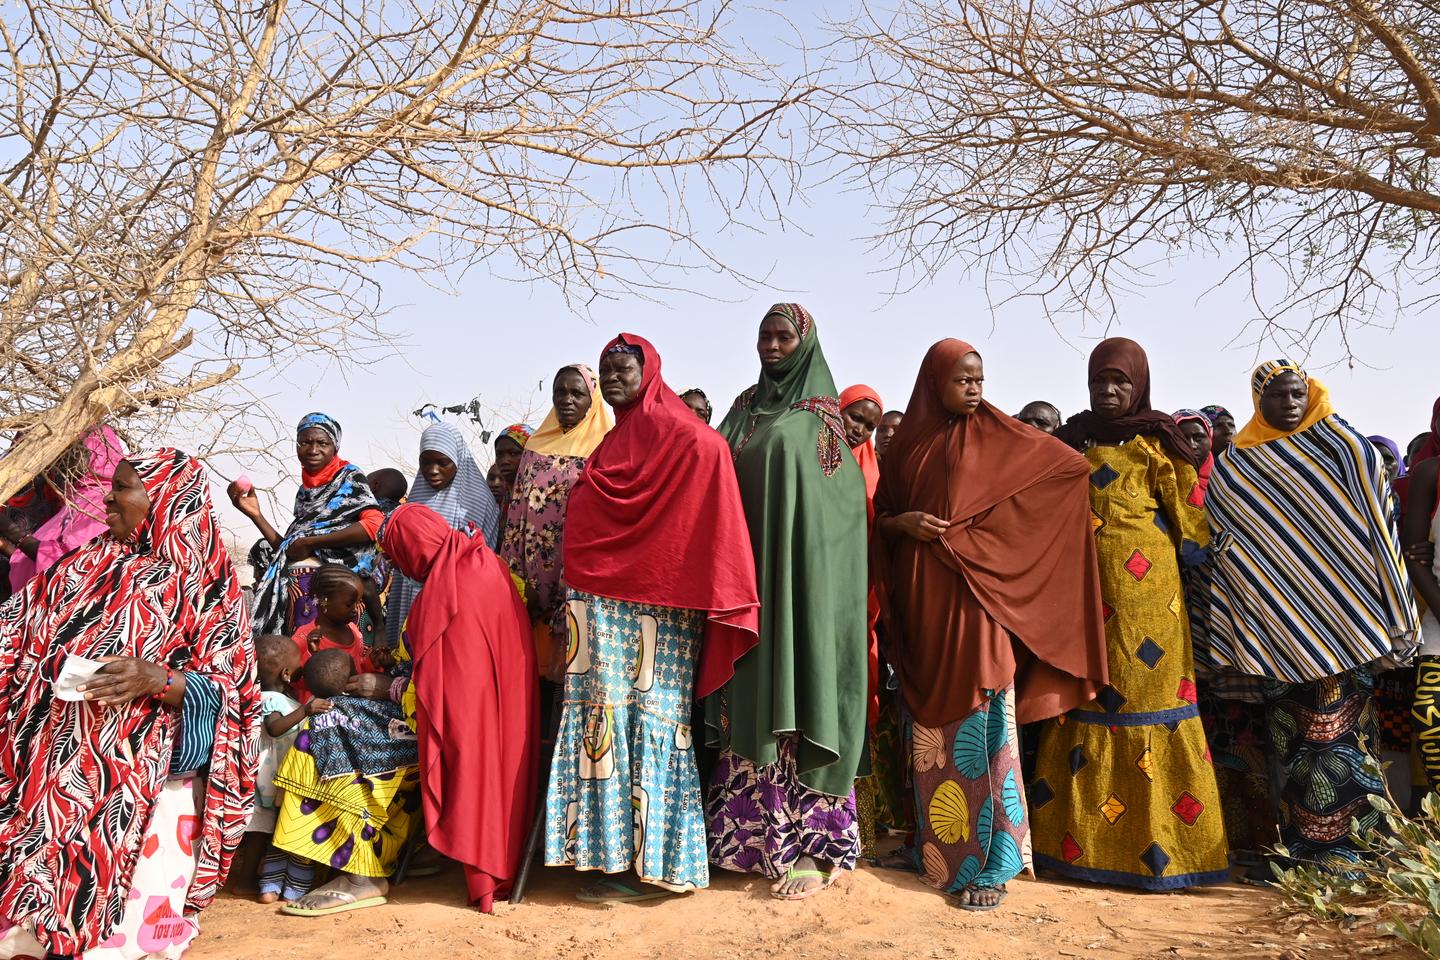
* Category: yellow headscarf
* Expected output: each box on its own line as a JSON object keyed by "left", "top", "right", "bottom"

{"left": 1232, "top": 358, "right": 1336, "bottom": 449}
{"left": 524, "top": 363, "right": 613, "bottom": 457}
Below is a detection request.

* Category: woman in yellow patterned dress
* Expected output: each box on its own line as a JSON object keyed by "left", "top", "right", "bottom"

{"left": 1031, "top": 338, "right": 1229, "bottom": 890}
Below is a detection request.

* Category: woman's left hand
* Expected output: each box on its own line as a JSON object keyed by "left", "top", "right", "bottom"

{"left": 285, "top": 537, "right": 315, "bottom": 563}
{"left": 345, "top": 672, "right": 392, "bottom": 700}
{"left": 79, "top": 657, "right": 167, "bottom": 706}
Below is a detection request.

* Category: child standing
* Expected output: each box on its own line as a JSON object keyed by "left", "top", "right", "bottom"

{"left": 253, "top": 634, "right": 332, "bottom": 903}
{"left": 290, "top": 564, "right": 385, "bottom": 699}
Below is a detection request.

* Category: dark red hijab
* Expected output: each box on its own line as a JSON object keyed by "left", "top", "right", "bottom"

{"left": 874, "top": 339, "right": 1109, "bottom": 725}
{"left": 564, "top": 333, "right": 760, "bottom": 698}
{"left": 1054, "top": 337, "right": 1203, "bottom": 466}
{"left": 380, "top": 503, "right": 538, "bottom": 912}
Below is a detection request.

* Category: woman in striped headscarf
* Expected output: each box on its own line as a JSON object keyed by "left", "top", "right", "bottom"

{"left": 1204, "top": 359, "right": 1419, "bottom": 872}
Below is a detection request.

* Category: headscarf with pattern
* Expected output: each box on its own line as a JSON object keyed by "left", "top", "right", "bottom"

{"left": 0, "top": 451, "right": 258, "bottom": 955}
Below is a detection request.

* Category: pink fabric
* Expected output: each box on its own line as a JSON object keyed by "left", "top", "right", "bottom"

{"left": 8, "top": 427, "right": 125, "bottom": 593}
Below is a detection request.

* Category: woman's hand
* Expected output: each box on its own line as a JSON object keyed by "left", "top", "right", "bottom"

{"left": 894, "top": 511, "right": 951, "bottom": 542}
{"left": 285, "top": 537, "right": 315, "bottom": 563}
{"left": 305, "top": 697, "right": 334, "bottom": 716}
{"left": 344, "top": 672, "right": 392, "bottom": 700}
{"left": 227, "top": 482, "right": 264, "bottom": 521}
{"left": 370, "top": 647, "right": 397, "bottom": 671}
{"left": 79, "top": 657, "right": 167, "bottom": 706}
{"left": 1406, "top": 541, "right": 1435, "bottom": 567}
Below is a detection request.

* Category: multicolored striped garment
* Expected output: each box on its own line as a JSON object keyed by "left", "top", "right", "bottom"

{"left": 1202, "top": 360, "right": 1419, "bottom": 682}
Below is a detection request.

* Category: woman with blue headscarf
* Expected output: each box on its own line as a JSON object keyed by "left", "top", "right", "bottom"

{"left": 230, "top": 412, "right": 384, "bottom": 635}
{"left": 386, "top": 420, "right": 500, "bottom": 648}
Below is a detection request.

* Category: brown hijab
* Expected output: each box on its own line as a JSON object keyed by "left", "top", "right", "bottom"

{"left": 1054, "top": 337, "right": 1203, "bottom": 466}
{"left": 874, "top": 339, "right": 1109, "bottom": 726}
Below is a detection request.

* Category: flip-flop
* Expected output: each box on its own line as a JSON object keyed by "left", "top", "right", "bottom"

{"left": 770, "top": 867, "right": 838, "bottom": 901}
{"left": 873, "top": 850, "right": 919, "bottom": 872}
{"left": 575, "top": 877, "right": 678, "bottom": 904}
{"left": 279, "top": 890, "right": 388, "bottom": 917}
{"left": 953, "top": 885, "right": 1007, "bottom": 912}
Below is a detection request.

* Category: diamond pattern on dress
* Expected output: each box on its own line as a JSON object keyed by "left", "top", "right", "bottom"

{"left": 1135, "top": 637, "right": 1165, "bottom": 670}
{"left": 1172, "top": 792, "right": 1204, "bottom": 826}
{"left": 1139, "top": 842, "right": 1172, "bottom": 876}
{"left": 1094, "top": 684, "right": 1128, "bottom": 713}
{"left": 1123, "top": 549, "right": 1152, "bottom": 581}
{"left": 1068, "top": 745, "right": 1088, "bottom": 775}
{"left": 1099, "top": 792, "right": 1127, "bottom": 825}
{"left": 1167, "top": 593, "right": 1183, "bottom": 618}
{"left": 1091, "top": 511, "right": 1106, "bottom": 535}
{"left": 1187, "top": 483, "right": 1205, "bottom": 508}
{"left": 1102, "top": 602, "right": 1116, "bottom": 622}
{"left": 1135, "top": 748, "right": 1155, "bottom": 782}
{"left": 1090, "top": 463, "right": 1120, "bottom": 489}
{"left": 1029, "top": 778, "right": 1055, "bottom": 809}
{"left": 1153, "top": 510, "right": 1170, "bottom": 534}
{"left": 1176, "top": 677, "right": 1198, "bottom": 704}
{"left": 1061, "top": 833, "right": 1084, "bottom": 863}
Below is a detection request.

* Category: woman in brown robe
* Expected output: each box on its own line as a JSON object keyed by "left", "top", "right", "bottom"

{"left": 873, "top": 338, "right": 1108, "bottom": 911}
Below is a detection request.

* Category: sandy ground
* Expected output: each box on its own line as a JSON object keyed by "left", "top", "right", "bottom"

{"left": 193, "top": 861, "right": 1420, "bottom": 960}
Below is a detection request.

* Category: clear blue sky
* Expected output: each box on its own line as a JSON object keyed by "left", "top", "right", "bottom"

{"left": 216, "top": 3, "right": 1438, "bottom": 524}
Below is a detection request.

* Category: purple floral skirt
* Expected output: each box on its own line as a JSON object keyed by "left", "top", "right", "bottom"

{"left": 706, "top": 736, "right": 860, "bottom": 879}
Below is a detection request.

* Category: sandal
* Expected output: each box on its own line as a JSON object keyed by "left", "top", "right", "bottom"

{"left": 575, "top": 877, "right": 679, "bottom": 904}
{"left": 280, "top": 890, "right": 388, "bottom": 917}
{"left": 770, "top": 866, "right": 839, "bottom": 901}
{"left": 953, "top": 884, "right": 1007, "bottom": 912}
{"left": 873, "top": 849, "right": 918, "bottom": 872}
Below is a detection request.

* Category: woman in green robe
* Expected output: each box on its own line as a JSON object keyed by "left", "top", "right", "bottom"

{"left": 706, "top": 303, "right": 870, "bottom": 901}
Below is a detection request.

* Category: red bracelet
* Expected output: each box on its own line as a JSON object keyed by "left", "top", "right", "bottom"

{"left": 154, "top": 666, "right": 174, "bottom": 700}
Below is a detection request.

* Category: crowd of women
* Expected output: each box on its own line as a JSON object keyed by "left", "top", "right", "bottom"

{"left": 0, "top": 302, "right": 1436, "bottom": 958}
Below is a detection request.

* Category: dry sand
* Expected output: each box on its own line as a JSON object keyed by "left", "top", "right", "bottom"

{"left": 193, "top": 862, "right": 1420, "bottom": 960}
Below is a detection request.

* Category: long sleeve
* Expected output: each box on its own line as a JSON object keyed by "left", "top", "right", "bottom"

{"left": 169, "top": 671, "right": 222, "bottom": 775}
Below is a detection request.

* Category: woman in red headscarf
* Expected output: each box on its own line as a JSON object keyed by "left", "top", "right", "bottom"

{"left": 378, "top": 502, "right": 538, "bottom": 912}
{"left": 873, "top": 340, "right": 1107, "bottom": 910}
{"left": 1034, "top": 337, "right": 1228, "bottom": 891}
{"left": 840, "top": 384, "right": 884, "bottom": 504}
{"left": 549, "top": 333, "right": 759, "bottom": 902}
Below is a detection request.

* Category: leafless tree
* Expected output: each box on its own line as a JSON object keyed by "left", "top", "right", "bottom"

{"left": 829, "top": 0, "right": 1440, "bottom": 355}
{"left": 0, "top": 0, "right": 807, "bottom": 501}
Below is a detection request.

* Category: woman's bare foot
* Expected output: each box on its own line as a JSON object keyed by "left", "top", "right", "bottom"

{"left": 954, "top": 884, "right": 1006, "bottom": 910}
{"left": 257, "top": 891, "right": 279, "bottom": 905}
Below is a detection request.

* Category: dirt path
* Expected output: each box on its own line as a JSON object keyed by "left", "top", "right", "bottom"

{"left": 193, "top": 863, "right": 1418, "bottom": 960}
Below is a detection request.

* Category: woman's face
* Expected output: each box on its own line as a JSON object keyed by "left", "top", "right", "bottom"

{"left": 941, "top": 353, "right": 985, "bottom": 416}
{"left": 682, "top": 393, "right": 711, "bottom": 423}
{"left": 1259, "top": 372, "right": 1308, "bottom": 432}
{"left": 1178, "top": 420, "right": 1213, "bottom": 461}
{"left": 103, "top": 461, "right": 150, "bottom": 540}
{"left": 493, "top": 437, "right": 524, "bottom": 483}
{"left": 296, "top": 427, "right": 337, "bottom": 473}
{"left": 553, "top": 368, "right": 592, "bottom": 430}
{"left": 841, "top": 399, "right": 883, "bottom": 447}
{"left": 599, "top": 352, "right": 644, "bottom": 408}
{"left": 757, "top": 314, "right": 801, "bottom": 367}
{"left": 1089, "top": 369, "right": 1134, "bottom": 421}
{"left": 1211, "top": 414, "right": 1237, "bottom": 449}
{"left": 419, "top": 450, "right": 457, "bottom": 491}
{"left": 486, "top": 462, "right": 509, "bottom": 504}
{"left": 875, "top": 412, "right": 903, "bottom": 457}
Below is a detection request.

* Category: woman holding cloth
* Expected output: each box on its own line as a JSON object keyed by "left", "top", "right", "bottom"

{"left": 708, "top": 303, "right": 869, "bottom": 901}
{"left": 0, "top": 450, "right": 257, "bottom": 958}
{"left": 1204, "top": 359, "right": 1418, "bottom": 872}
{"left": 874, "top": 339, "right": 1107, "bottom": 910}
{"left": 546, "top": 334, "right": 758, "bottom": 901}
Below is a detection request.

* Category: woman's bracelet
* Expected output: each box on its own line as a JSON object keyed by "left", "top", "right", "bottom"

{"left": 153, "top": 665, "right": 174, "bottom": 699}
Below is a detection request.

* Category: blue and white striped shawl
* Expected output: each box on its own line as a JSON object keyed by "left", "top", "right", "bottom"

{"left": 1202, "top": 414, "right": 1419, "bottom": 681}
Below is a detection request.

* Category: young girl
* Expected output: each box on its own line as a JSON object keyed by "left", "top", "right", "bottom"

{"left": 290, "top": 564, "right": 384, "bottom": 699}
{"left": 253, "top": 634, "right": 332, "bottom": 903}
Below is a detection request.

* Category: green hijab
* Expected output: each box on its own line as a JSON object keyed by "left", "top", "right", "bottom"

{"left": 712, "top": 303, "right": 870, "bottom": 797}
